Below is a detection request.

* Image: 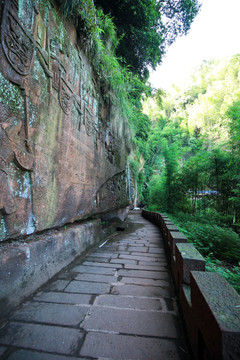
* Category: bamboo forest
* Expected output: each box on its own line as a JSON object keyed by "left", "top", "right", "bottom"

{"left": 132, "top": 55, "right": 240, "bottom": 292}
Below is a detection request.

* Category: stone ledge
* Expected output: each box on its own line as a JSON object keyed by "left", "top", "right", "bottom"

{"left": 0, "top": 219, "right": 103, "bottom": 320}
{"left": 168, "top": 231, "right": 188, "bottom": 255}
{"left": 179, "top": 284, "right": 198, "bottom": 352}
{"left": 142, "top": 209, "right": 240, "bottom": 359}
{"left": 176, "top": 243, "right": 205, "bottom": 285}
{"left": 166, "top": 224, "right": 179, "bottom": 232}
{"left": 191, "top": 271, "right": 240, "bottom": 359}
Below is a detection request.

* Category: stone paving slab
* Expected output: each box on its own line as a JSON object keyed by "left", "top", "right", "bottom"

{"left": 129, "top": 250, "right": 166, "bottom": 257}
{"left": 128, "top": 246, "right": 149, "bottom": 252}
{"left": 80, "top": 332, "right": 184, "bottom": 360}
{"left": 81, "top": 261, "right": 119, "bottom": 268}
{"left": 88, "top": 251, "right": 118, "bottom": 258}
{"left": 7, "top": 350, "right": 83, "bottom": 360}
{"left": 138, "top": 260, "right": 168, "bottom": 266}
{"left": 110, "top": 258, "right": 138, "bottom": 265}
{"left": 118, "top": 254, "right": 162, "bottom": 261}
{"left": 82, "top": 306, "right": 179, "bottom": 337}
{"left": 71, "top": 265, "right": 116, "bottom": 275}
{"left": 119, "top": 276, "right": 170, "bottom": 287}
{"left": 33, "top": 292, "right": 92, "bottom": 305}
{"left": 64, "top": 280, "right": 110, "bottom": 294}
{"left": 0, "top": 211, "right": 189, "bottom": 360}
{"left": 12, "top": 302, "right": 90, "bottom": 326}
{"left": 111, "top": 283, "right": 173, "bottom": 297}
{"left": 149, "top": 247, "right": 165, "bottom": 253}
{"left": 94, "top": 294, "right": 163, "bottom": 310}
{"left": 118, "top": 245, "right": 129, "bottom": 251}
{"left": 117, "top": 268, "right": 170, "bottom": 280}
{"left": 124, "top": 263, "right": 168, "bottom": 271}
{"left": 74, "top": 273, "right": 116, "bottom": 283}
{"left": 114, "top": 250, "right": 130, "bottom": 255}
{"left": 0, "top": 322, "right": 83, "bottom": 355}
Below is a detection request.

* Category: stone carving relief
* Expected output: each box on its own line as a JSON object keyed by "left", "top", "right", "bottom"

{"left": 36, "top": 12, "right": 46, "bottom": 49}
{"left": 84, "top": 97, "right": 99, "bottom": 142}
{"left": 0, "top": 0, "right": 35, "bottom": 238}
{"left": 0, "top": 114, "right": 34, "bottom": 217}
{"left": 0, "top": 0, "right": 35, "bottom": 151}
{"left": 1, "top": 0, "right": 34, "bottom": 76}
{"left": 52, "top": 58, "right": 60, "bottom": 91}
{"left": 0, "top": 0, "right": 127, "bottom": 240}
{"left": 96, "top": 171, "right": 128, "bottom": 211}
{"left": 73, "top": 99, "right": 83, "bottom": 132}
{"left": 103, "top": 126, "right": 121, "bottom": 164}
{"left": 59, "top": 78, "right": 73, "bottom": 115}
{"left": 51, "top": 40, "right": 60, "bottom": 91}
{"left": 81, "top": 75, "right": 99, "bottom": 140}
{"left": 84, "top": 105, "right": 93, "bottom": 136}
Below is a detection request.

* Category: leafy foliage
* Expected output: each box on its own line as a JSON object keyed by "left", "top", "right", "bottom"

{"left": 142, "top": 55, "right": 240, "bottom": 221}
{"left": 168, "top": 212, "right": 240, "bottom": 293}
{"left": 94, "top": 0, "right": 200, "bottom": 77}
{"left": 206, "top": 258, "right": 240, "bottom": 294}
{"left": 58, "top": 0, "right": 151, "bottom": 146}
{"left": 170, "top": 213, "right": 240, "bottom": 264}
{"left": 57, "top": 1, "right": 201, "bottom": 205}
{"left": 140, "top": 55, "right": 240, "bottom": 272}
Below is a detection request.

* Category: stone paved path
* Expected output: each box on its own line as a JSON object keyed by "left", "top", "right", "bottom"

{"left": 0, "top": 211, "right": 190, "bottom": 360}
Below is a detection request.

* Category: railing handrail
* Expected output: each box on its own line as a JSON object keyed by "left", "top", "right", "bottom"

{"left": 142, "top": 209, "right": 240, "bottom": 360}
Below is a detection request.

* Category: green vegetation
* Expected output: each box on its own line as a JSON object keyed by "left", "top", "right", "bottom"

{"left": 139, "top": 55, "right": 240, "bottom": 292}
{"left": 94, "top": 0, "right": 200, "bottom": 78}
{"left": 57, "top": 0, "right": 200, "bottom": 199}
{"left": 57, "top": 0, "right": 200, "bottom": 106}
{"left": 56, "top": 1, "right": 238, "bottom": 292}
{"left": 167, "top": 213, "right": 240, "bottom": 293}
{"left": 142, "top": 55, "right": 240, "bottom": 221}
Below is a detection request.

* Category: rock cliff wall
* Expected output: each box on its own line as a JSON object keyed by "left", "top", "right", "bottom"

{"left": 0, "top": 0, "right": 130, "bottom": 241}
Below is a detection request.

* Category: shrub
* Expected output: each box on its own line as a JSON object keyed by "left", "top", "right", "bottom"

{"left": 169, "top": 213, "right": 240, "bottom": 265}
{"left": 206, "top": 258, "right": 240, "bottom": 294}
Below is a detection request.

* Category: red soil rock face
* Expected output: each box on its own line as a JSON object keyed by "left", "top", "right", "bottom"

{"left": 0, "top": 0, "right": 129, "bottom": 241}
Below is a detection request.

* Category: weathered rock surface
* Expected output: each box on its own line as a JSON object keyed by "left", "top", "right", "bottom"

{"left": 0, "top": 0, "right": 130, "bottom": 241}
{"left": 0, "top": 218, "right": 103, "bottom": 318}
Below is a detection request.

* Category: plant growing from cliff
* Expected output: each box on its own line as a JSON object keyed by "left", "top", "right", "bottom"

{"left": 58, "top": 0, "right": 99, "bottom": 40}
{"left": 94, "top": 0, "right": 200, "bottom": 77}
{"left": 58, "top": 0, "right": 201, "bottom": 203}
{"left": 58, "top": 1, "right": 136, "bottom": 110}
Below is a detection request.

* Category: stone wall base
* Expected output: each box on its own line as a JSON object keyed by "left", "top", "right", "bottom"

{"left": 0, "top": 207, "right": 128, "bottom": 320}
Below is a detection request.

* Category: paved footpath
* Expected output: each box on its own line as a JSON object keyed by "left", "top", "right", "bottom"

{"left": 0, "top": 211, "right": 190, "bottom": 360}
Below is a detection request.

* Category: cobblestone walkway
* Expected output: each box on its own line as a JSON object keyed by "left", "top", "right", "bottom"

{"left": 0, "top": 211, "right": 189, "bottom": 360}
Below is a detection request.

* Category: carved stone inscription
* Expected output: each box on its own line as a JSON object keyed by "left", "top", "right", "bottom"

{"left": 0, "top": 0, "right": 129, "bottom": 241}
{"left": 0, "top": 106, "right": 34, "bottom": 238}
{"left": 59, "top": 79, "right": 73, "bottom": 115}
{"left": 1, "top": 0, "right": 34, "bottom": 76}
{"left": 96, "top": 171, "right": 128, "bottom": 211}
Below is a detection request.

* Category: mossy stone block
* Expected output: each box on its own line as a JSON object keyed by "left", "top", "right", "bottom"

{"left": 176, "top": 243, "right": 205, "bottom": 284}
{"left": 191, "top": 271, "right": 240, "bottom": 359}
{"left": 169, "top": 231, "right": 188, "bottom": 255}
